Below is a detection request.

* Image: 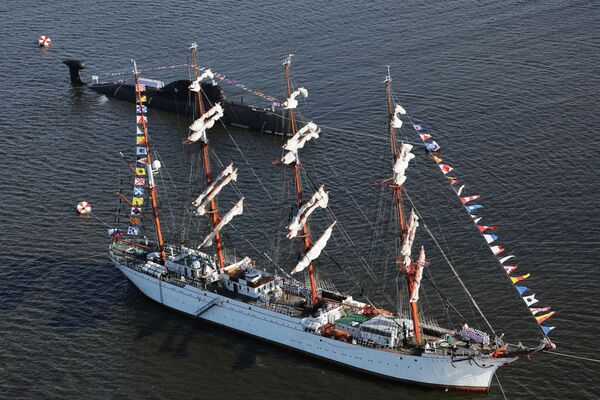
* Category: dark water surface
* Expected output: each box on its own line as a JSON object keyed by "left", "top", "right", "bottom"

{"left": 1, "top": 1, "right": 599, "bottom": 399}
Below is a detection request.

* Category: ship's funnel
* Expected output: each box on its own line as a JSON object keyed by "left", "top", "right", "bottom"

{"left": 63, "top": 59, "right": 86, "bottom": 86}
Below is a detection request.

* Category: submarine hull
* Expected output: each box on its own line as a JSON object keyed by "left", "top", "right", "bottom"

{"left": 89, "top": 80, "right": 292, "bottom": 136}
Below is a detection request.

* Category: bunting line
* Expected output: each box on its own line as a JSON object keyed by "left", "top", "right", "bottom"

{"left": 409, "top": 119, "right": 556, "bottom": 336}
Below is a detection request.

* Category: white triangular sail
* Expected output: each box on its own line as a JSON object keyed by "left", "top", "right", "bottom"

{"left": 393, "top": 143, "right": 415, "bottom": 186}
{"left": 410, "top": 246, "right": 425, "bottom": 303}
{"left": 199, "top": 197, "right": 244, "bottom": 247}
{"left": 400, "top": 209, "right": 419, "bottom": 267}
{"left": 282, "top": 87, "right": 308, "bottom": 109}
{"left": 291, "top": 221, "right": 336, "bottom": 274}
{"left": 193, "top": 164, "right": 238, "bottom": 216}
{"left": 391, "top": 103, "right": 406, "bottom": 129}
{"left": 287, "top": 185, "right": 329, "bottom": 239}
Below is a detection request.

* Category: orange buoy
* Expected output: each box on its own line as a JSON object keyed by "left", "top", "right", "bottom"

{"left": 77, "top": 201, "right": 92, "bottom": 215}
{"left": 38, "top": 35, "right": 52, "bottom": 47}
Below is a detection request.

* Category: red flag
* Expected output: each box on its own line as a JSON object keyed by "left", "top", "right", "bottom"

{"left": 136, "top": 83, "right": 146, "bottom": 92}
{"left": 460, "top": 195, "right": 481, "bottom": 204}
{"left": 439, "top": 164, "right": 453, "bottom": 174}
{"left": 419, "top": 133, "right": 432, "bottom": 141}
{"left": 477, "top": 225, "right": 497, "bottom": 233}
{"left": 491, "top": 245, "right": 505, "bottom": 255}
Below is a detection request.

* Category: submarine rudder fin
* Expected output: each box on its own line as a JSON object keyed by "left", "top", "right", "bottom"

{"left": 63, "top": 59, "right": 86, "bottom": 86}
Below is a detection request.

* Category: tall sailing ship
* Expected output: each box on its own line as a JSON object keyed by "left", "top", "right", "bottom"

{"left": 108, "top": 45, "right": 554, "bottom": 392}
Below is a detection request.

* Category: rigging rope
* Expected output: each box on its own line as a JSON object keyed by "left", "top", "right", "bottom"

{"left": 542, "top": 350, "right": 600, "bottom": 363}
{"left": 403, "top": 190, "right": 498, "bottom": 336}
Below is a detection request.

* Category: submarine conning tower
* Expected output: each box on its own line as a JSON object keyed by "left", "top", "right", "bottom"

{"left": 63, "top": 59, "right": 86, "bottom": 86}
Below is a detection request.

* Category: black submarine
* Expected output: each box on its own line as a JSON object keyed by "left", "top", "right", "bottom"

{"left": 63, "top": 59, "right": 294, "bottom": 136}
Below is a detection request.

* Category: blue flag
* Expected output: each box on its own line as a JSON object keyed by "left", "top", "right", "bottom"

{"left": 541, "top": 326, "right": 555, "bottom": 335}
{"left": 134, "top": 187, "right": 145, "bottom": 196}
{"left": 425, "top": 141, "right": 441, "bottom": 152}
{"left": 136, "top": 105, "right": 148, "bottom": 114}
{"left": 127, "top": 226, "right": 139, "bottom": 235}
{"left": 516, "top": 286, "right": 528, "bottom": 295}
{"left": 466, "top": 204, "right": 484, "bottom": 213}
{"left": 136, "top": 147, "right": 147, "bottom": 156}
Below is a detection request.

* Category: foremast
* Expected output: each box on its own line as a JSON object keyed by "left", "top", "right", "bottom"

{"left": 384, "top": 67, "right": 423, "bottom": 346}
{"left": 189, "top": 43, "right": 225, "bottom": 269}
{"left": 133, "top": 61, "right": 166, "bottom": 263}
{"left": 282, "top": 54, "right": 323, "bottom": 306}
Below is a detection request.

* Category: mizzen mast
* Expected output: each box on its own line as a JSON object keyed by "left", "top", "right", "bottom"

{"left": 133, "top": 60, "right": 166, "bottom": 263}
{"left": 385, "top": 67, "right": 423, "bottom": 346}
{"left": 189, "top": 43, "right": 225, "bottom": 269}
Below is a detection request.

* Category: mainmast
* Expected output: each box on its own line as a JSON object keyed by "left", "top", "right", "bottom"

{"left": 385, "top": 67, "right": 422, "bottom": 346}
{"left": 133, "top": 60, "right": 166, "bottom": 263}
{"left": 283, "top": 54, "right": 318, "bottom": 305}
{"left": 189, "top": 43, "right": 225, "bottom": 269}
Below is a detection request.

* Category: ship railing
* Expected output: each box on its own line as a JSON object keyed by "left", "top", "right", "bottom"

{"left": 260, "top": 301, "right": 297, "bottom": 316}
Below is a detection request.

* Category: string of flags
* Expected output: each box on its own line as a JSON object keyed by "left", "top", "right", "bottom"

{"left": 126, "top": 83, "right": 149, "bottom": 237}
{"left": 193, "top": 65, "right": 280, "bottom": 103}
{"left": 410, "top": 120, "right": 556, "bottom": 336}
{"left": 100, "top": 63, "right": 280, "bottom": 104}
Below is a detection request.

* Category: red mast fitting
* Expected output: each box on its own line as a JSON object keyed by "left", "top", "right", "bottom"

{"left": 190, "top": 43, "right": 226, "bottom": 269}
{"left": 385, "top": 66, "right": 423, "bottom": 346}
{"left": 132, "top": 60, "right": 167, "bottom": 264}
{"left": 283, "top": 54, "right": 319, "bottom": 306}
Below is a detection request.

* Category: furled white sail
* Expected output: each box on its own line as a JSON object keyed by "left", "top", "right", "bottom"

{"left": 410, "top": 246, "right": 425, "bottom": 303}
{"left": 400, "top": 209, "right": 419, "bottom": 267}
{"left": 199, "top": 197, "right": 244, "bottom": 248}
{"left": 393, "top": 143, "right": 415, "bottom": 186}
{"left": 193, "top": 164, "right": 238, "bottom": 216}
{"left": 188, "top": 69, "right": 215, "bottom": 92}
{"left": 391, "top": 104, "right": 406, "bottom": 129}
{"left": 188, "top": 103, "right": 224, "bottom": 143}
{"left": 281, "top": 150, "right": 298, "bottom": 165}
{"left": 287, "top": 185, "right": 329, "bottom": 239}
{"left": 292, "top": 221, "right": 336, "bottom": 274}
{"left": 282, "top": 87, "right": 308, "bottom": 109}
{"left": 283, "top": 121, "right": 320, "bottom": 152}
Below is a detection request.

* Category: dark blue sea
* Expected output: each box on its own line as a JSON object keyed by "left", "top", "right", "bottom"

{"left": 1, "top": 1, "right": 599, "bottom": 399}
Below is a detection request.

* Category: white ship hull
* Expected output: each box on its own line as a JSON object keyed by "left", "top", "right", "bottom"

{"left": 116, "top": 263, "right": 515, "bottom": 392}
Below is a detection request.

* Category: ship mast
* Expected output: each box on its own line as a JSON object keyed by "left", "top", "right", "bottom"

{"left": 133, "top": 60, "right": 166, "bottom": 263}
{"left": 385, "top": 67, "right": 422, "bottom": 346}
{"left": 284, "top": 54, "right": 318, "bottom": 306}
{"left": 190, "top": 43, "right": 225, "bottom": 269}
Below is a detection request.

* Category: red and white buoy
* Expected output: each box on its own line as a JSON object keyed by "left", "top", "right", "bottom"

{"left": 77, "top": 201, "right": 92, "bottom": 215}
{"left": 38, "top": 35, "right": 52, "bottom": 47}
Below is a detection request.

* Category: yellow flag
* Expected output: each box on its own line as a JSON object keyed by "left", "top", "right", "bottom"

{"left": 130, "top": 217, "right": 141, "bottom": 225}
{"left": 132, "top": 197, "right": 144, "bottom": 206}
{"left": 136, "top": 136, "right": 146, "bottom": 145}
{"left": 135, "top": 167, "right": 146, "bottom": 176}
{"left": 140, "top": 95, "right": 147, "bottom": 103}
